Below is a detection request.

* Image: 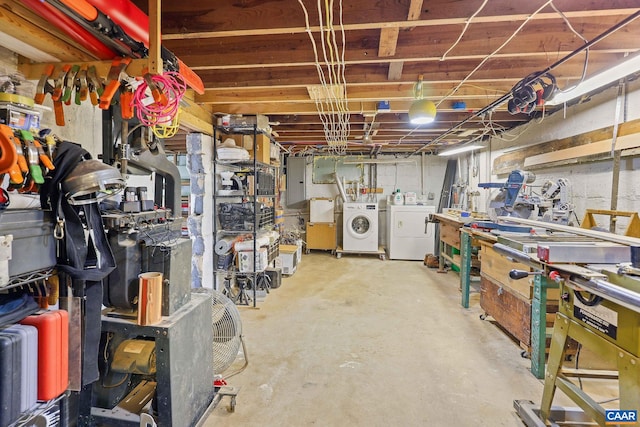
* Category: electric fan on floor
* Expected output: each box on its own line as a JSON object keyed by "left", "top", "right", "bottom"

{"left": 212, "top": 290, "right": 245, "bottom": 375}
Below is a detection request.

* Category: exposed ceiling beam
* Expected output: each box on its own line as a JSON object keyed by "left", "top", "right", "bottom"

{"left": 161, "top": 9, "right": 639, "bottom": 39}
{"left": 196, "top": 83, "right": 515, "bottom": 104}
{"left": 0, "top": 3, "right": 94, "bottom": 62}
{"left": 207, "top": 99, "right": 513, "bottom": 115}
{"left": 378, "top": 27, "right": 399, "bottom": 57}
{"left": 388, "top": 61, "right": 404, "bottom": 81}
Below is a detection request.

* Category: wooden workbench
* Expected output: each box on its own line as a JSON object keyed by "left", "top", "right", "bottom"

{"left": 459, "top": 227, "right": 497, "bottom": 308}
{"left": 432, "top": 214, "right": 574, "bottom": 378}
{"left": 433, "top": 213, "right": 466, "bottom": 272}
{"left": 477, "top": 234, "right": 578, "bottom": 379}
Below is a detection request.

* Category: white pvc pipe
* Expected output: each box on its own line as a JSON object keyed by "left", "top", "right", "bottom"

{"left": 335, "top": 173, "right": 347, "bottom": 203}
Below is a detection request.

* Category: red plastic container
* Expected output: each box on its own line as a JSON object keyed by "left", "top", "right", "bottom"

{"left": 20, "top": 310, "right": 69, "bottom": 401}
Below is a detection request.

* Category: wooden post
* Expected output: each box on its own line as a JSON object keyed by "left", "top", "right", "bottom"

{"left": 460, "top": 230, "right": 471, "bottom": 308}
{"left": 148, "top": 0, "right": 162, "bottom": 74}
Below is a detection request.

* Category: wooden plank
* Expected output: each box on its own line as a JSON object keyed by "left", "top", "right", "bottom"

{"left": 179, "top": 39, "right": 628, "bottom": 71}
{"left": 192, "top": 55, "right": 615, "bottom": 88}
{"left": 498, "top": 217, "right": 640, "bottom": 247}
{"left": 440, "top": 221, "right": 461, "bottom": 249}
{"left": 0, "top": 4, "right": 92, "bottom": 62}
{"left": 480, "top": 242, "right": 533, "bottom": 299}
{"left": 524, "top": 133, "right": 640, "bottom": 167}
{"left": 19, "top": 59, "right": 149, "bottom": 80}
{"left": 179, "top": 93, "right": 213, "bottom": 134}
{"left": 493, "top": 118, "right": 640, "bottom": 175}
{"left": 197, "top": 84, "right": 512, "bottom": 104}
{"left": 148, "top": 0, "right": 162, "bottom": 74}
{"left": 388, "top": 62, "right": 404, "bottom": 81}
{"left": 378, "top": 27, "right": 399, "bottom": 57}
{"left": 407, "top": 0, "right": 423, "bottom": 21}
{"left": 160, "top": 9, "right": 639, "bottom": 40}
{"left": 198, "top": 99, "right": 505, "bottom": 115}
{"left": 480, "top": 276, "right": 532, "bottom": 346}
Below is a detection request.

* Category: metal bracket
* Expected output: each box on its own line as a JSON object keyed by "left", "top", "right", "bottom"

{"left": 139, "top": 413, "right": 157, "bottom": 427}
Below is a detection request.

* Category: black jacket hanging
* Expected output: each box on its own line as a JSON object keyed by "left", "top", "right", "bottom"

{"left": 40, "top": 141, "right": 117, "bottom": 385}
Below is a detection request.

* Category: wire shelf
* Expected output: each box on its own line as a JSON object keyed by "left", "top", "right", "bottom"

{"left": 1, "top": 267, "right": 56, "bottom": 292}
{"left": 11, "top": 393, "right": 65, "bottom": 427}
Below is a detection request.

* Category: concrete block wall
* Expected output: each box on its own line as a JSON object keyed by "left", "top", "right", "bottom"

{"left": 186, "top": 133, "right": 214, "bottom": 289}
{"left": 467, "top": 79, "right": 640, "bottom": 234}
{"left": 283, "top": 154, "right": 448, "bottom": 247}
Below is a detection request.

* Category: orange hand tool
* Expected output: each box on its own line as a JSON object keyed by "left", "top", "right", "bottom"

{"left": 99, "top": 57, "right": 132, "bottom": 110}
{"left": 34, "top": 65, "right": 55, "bottom": 105}
{"left": 52, "top": 64, "right": 72, "bottom": 102}
{"left": 75, "top": 66, "right": 89, "bottom": 104}
{"left": 87, "top": 65, "right": 103, "bottom": 106}
{"left": 0, "top": 124, "right": 19, "bottom": 175}
{"left": 8, "top": 135, "right": 27, "bottom": 185}
{"left": 120, "top": 89, "right": 134, "bottom": 120}
{"left": 19, "top": 131, "right": 45, "bottom": 185}
{"left": 62, "top": 64, "right": 80, "bottom": 106}
{"left": 143, "top": 72, "right": 168, "bottom": 106}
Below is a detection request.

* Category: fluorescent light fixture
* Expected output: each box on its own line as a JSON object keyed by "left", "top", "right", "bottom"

{"left": 438, "top": 144, "right": 483, "bottom": 156}
{"left": 546, "top": 50, "right": 640, "bottom": 105}
{"left": 343, "top": 158, "right": 417, "bottom": 165}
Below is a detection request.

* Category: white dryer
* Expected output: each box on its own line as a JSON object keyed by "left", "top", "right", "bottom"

{"left": 387, "top": 204, "right": 436, "bottom": 260}
{"left": 343, "top": 202, "right": 379, "bottom": 252}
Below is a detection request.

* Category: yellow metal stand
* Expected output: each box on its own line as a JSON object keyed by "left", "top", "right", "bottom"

{"left": 581, "top": 209, "right": 640, "bottom": 237}
{"left": 538, "top": 271, "right": 640, "bottom": 426}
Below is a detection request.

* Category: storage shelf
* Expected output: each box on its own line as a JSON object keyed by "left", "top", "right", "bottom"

{"left": 2, "top": 267, "right": 56, "bottom": 292}
{"left": 215, "top": 159, "right": 275, "bottom": 169}
{"left": 13, "top": 393, "right": 65, "bottom": 427}
{"left": 215, "top": 193, "right": 277, "bottom": 198}
{"left": 213, "top": 123, "right": 280, "bottom": 307}
{"left": 441, "top": 252, "right": 461, "bottom": 267}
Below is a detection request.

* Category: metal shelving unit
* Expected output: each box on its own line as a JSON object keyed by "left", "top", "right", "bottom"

{"left": 213, "top": 124, "right": 279, "bottom": 307}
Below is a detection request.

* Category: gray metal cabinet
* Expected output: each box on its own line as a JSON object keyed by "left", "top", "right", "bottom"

{"left": 286, "top": 157, "right": 306, "bottom": 207}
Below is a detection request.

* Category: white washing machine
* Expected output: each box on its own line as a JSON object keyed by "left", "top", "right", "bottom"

{"left": 343, "top": 202, "right": 379, "bottom": 252}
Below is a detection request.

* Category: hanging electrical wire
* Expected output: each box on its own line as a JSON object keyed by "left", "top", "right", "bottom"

{"left": 299, "top": 0, "right": 350, "bottom": 155}
{"left": 437, "top": 0, "right": 555, "bottom": 108}
{"left": 549, "top": 1, "right": 590, "bottom": 94}
{"left": 131, "top": 71, "right": 187, "bottom": 139}
{"left": 440, "top": 0, "right": 489, "bottom": 61}
{"left": 408, "top": 0, "right": 617, "bottom": 156}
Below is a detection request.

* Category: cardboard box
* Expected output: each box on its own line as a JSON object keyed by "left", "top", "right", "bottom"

{"left": 248, "top": 134, "right": 271, "bottom": 164}
{"left": 237, "top": 248, "right": 268, "bottom": 272}
{"left": 306, "top": 222, "right": 336, "bottom": 250}
{"left": 310, "top": 198, "right": 335, "bottom": 223}
{"left": 279, "top": 245, "right": 298, "bottom": 275}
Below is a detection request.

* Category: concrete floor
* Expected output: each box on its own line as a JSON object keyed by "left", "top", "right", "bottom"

{"left": 202, "top": 252, "right": 610, "bottom": 427}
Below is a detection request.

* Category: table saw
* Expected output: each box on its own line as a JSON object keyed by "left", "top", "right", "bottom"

{"left": 493, "top": 217, "right": 640, "bottom": 427}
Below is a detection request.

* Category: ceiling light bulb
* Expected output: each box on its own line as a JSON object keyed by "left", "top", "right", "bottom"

{"left": 408, "top": 99, "right": 437, "bottom": 124}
